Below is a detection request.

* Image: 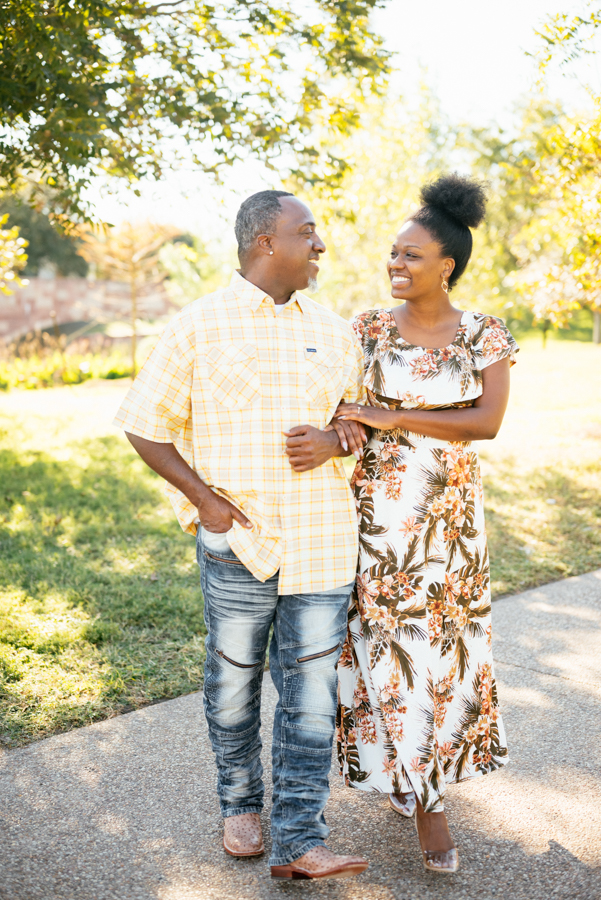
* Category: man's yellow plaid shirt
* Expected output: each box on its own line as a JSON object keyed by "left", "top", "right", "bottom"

{"left": 114, "top": 271, "right": 365, "bottom": 593}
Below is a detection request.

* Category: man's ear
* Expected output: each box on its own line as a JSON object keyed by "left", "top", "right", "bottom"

{"left": 256, "top": 233, "right": 273, "bottom": 255}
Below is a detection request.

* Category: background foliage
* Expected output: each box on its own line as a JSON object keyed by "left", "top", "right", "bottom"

{"left": 0, "top": 197, "right": 87, "bottom": 276}
{"left": 0, "top": 214, "right": 28, "bottom": 296}
{"left": 0, "top": 0, "right": 390, "bottom": 220}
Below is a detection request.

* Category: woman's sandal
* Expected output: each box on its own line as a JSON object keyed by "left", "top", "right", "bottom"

{"left": 388, "top": 791, "right": 416, "bottom": 818}
{"left": 415, "top": 815, "right": 459, "bottom": 874}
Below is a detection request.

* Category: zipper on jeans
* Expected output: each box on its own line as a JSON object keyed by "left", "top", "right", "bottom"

{"left": 204, "top": 551, "right": 244, "bottom": 566}
{"left": 216, "top": 649, "right": 260, "bottom": 668}
{"left": 296, "top": 644, "right": 340, "bottom": 664}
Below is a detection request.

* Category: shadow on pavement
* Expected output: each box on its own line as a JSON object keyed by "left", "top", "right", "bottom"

{"left": 1, "top": 572, "right": 601, "bottom": 899}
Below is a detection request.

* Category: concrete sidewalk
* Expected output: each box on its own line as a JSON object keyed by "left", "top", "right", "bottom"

{"left": 1, "top": 571, "right": 601, "bottom": 900}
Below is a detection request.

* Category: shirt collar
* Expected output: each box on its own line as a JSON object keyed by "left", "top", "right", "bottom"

{"left": 230, "top": 270, "right": 307, "bottom": 314}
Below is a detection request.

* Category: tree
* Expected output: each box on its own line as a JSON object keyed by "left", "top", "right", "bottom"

{"left": 0, "top": 0, "right": 390, "bottom": 221}
{"left": 0, "top": 214, "right": 28, "bottom": 295}
{"left": 287, "top": 87, "right": 596, "bottom": 338}
{"left": 287, "top": 90, "right": 525, "bottom": 324}
{"left": 456, "top": 9, "right": 601, "bottom": 344}
{"left": 534, "top": 3, "right": 601, "bottom": 71}
{"left": 0, "top": 198, "right": 87, "bottom": 276}
{"left": 508, "top": 127, "right": 601, "bottom": 343}
{"left": 514, "top": 4, "right": 601, "bottom": 342}
{"left": 80, "top": 222, "right": 180, "bottom": 375}
{"left": 159, "top": 236, "right": 233, "bottom": 307}
{"left": 285, "top": 92, "right": 455, "bottom": 319}
{"left": 460, "top": 100, "right": 574, "bottom": 339}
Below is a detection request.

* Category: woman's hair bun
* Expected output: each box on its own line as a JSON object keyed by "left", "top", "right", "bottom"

{"left": 420, "top": 173, "right": 487, "bottom": 229}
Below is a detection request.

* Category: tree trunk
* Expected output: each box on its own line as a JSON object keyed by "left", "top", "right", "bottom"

{"left": 131, "top": 281, "right": 137, "bottom": 378}
{"left": 594, "top": 309, "right": 601, "bottom": 345}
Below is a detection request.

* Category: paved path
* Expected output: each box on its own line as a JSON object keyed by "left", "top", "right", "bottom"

{"left": 2, "top": 571, "right": 601, "bottom": 900}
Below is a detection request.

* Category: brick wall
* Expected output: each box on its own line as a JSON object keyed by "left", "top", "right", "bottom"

{"left": 0, "top": 276, "right": 176, "bottom": 343}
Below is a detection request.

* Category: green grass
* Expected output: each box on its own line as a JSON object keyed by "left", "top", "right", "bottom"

{"left": 484, "top": 459, "right": 601, "bottom": 595}
{"left": 481, "top": 338, "right": 601, "bottom": 595}
{"left": 0, "top": 427, "right": 204, "bottom": 747}
{"left": 1, "top": 340, "right": 600, "bottom": 747}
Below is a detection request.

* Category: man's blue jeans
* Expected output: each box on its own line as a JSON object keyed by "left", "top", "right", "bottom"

{"left": 197, "top": 530, "right": 353, "bottom": 867}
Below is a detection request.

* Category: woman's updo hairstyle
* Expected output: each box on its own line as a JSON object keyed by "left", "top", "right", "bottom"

{"left": 411, "top": 173, "right": 487, "bottom": 290}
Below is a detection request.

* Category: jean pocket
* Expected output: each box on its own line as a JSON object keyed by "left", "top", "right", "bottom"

{"left": 215, "top": 649, "right": 263, "bottom": 669}
{"left": 296, "top": 643, "right": 340, "bottom": 664}
{"left": 204, "top": 550, "right": 245, "bottom": 568}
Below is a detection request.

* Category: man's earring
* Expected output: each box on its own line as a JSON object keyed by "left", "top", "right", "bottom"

{"left": 441, "top": 278, "right": 449, "bottom": 293}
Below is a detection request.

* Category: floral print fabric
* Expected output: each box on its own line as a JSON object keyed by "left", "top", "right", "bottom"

{"left": 337, "top": 309, "right": 518, "bottom": 812}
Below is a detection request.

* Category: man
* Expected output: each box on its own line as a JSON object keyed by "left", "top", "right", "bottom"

{"left": 114, "top": 190, "right": 368, "bottom": 880}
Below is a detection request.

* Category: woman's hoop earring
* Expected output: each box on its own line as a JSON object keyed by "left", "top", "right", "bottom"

{"left": 441, "top": 279, "right": 449, "bottom": 293}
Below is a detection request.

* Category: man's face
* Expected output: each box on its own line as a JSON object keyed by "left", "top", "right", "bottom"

{"left": 270, "top": 197, "right": 326, "bottom": 291}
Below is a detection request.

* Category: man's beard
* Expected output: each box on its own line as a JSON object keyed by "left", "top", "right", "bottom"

{"left": 307, "top": 276, "right": 319, "bottom": 292}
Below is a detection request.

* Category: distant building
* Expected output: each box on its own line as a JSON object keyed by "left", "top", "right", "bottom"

{"left": 0, "top": 276, "right": 176, "bottom": 344}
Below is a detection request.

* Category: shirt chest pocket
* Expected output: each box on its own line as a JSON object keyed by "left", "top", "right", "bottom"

{"left": 206, "top": 343, "right": 260, "bottom": 409}
{"left": 304, "top": 345, "right": 344, "bottom": 407}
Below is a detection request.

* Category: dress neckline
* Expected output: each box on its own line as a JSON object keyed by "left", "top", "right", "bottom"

{"left": 385, "top": 309, "right": 468, "bottom": 351}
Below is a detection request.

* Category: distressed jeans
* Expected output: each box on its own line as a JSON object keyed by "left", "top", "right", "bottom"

{"left": 197, "top": 529, "right": 353, "bottom": 866}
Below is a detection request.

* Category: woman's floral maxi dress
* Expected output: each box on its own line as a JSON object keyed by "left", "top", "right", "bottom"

{"left": 337, "top": 309, "right": 518, "bottom": 813}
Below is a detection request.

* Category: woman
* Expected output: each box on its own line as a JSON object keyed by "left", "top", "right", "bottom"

{"left": 334, "top": 174, "right": 517, "bottom": 875}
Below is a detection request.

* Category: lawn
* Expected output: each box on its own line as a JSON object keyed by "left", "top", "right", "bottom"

{"left": 1, "top": 340, "right": 600, "bottom": 747}
{"left": 0, "top": 382, "right": 204, "bottom": 748}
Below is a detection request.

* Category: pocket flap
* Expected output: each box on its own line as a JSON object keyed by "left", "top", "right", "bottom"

{"left": 304, "top": 346, "right": 341, "bottom": 367}
{"left": 207, "top": 343, "right": 256, "bottom": 366}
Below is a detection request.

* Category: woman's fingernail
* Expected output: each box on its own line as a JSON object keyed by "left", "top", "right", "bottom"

{"left": 342, "top": 440, "right": 348, "bottom": 451}
{"left": 354, "top": 450, "right": 362, "bottom": 459}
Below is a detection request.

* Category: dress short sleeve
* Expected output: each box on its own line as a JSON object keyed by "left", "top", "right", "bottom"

{"left": 471, "top": 315, "right": 519, "bottom": 371}
{"left": 350, "top": 310, "right": 372, "bottom": 346}
{"left": 340, "top": 321, "right": 367, "bottom": 405}
{"left": 350, "top": 310, "right": 376, "bottom": 375}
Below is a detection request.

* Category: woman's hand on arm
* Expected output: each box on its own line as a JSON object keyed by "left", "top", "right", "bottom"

{"left": 325, "top": 416, "right": 369, "bottom": 459}
{"left": 125, "top": 433, "right": 252, "bottom": 532}
{"left": 332, "top": 358, "right": 511, "bottom": 443}
{"left": 333, "top": 403, "right": 404, "bottom": 431}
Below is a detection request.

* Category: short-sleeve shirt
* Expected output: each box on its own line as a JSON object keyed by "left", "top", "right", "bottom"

{"left": 113, "top": 271, "right": 365, "bottom": 593}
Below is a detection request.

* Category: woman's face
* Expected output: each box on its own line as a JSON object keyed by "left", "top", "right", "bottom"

{"left": 386, "top": 220, "right": 455, "bottom": 301}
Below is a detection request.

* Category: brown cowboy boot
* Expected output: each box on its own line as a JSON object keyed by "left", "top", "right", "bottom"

{"left": 222, "top": 813, "right": 264, "bottom": 857}
{"left": 271, "top": 845, "right": 368, "bottom": 880}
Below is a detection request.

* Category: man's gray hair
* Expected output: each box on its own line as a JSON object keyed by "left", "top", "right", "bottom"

{"left": 235, "top": 190, "right": 294, "bottom": 259}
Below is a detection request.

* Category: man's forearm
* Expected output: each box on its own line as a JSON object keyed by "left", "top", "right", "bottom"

{"left": 128, "top": 427, "right": 348, "bottom": 492}
{"left": 125, "top": 433, "right": 212, "bottom": 507}
{"left": 325, "top": 429, "right": 349, "bottom": 457}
